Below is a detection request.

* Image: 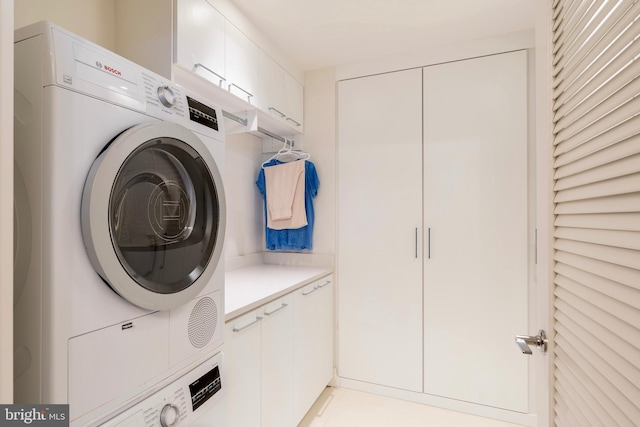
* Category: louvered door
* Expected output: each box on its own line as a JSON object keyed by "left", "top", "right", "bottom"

{"left": 551, "top": 0, "right": 640, "bottom": 425}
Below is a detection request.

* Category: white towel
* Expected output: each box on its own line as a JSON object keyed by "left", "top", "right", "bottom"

{"left": 264, "top": 161, "right": 307, "bottom": 230}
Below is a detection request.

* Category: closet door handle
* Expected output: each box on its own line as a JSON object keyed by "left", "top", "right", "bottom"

{"left": 232, "top": 316, "right": 262, "bottom": 332}
{"left": 428, "top": 227, "right": 431, "bottom": 259}
{"left": 415, "top": 227, "right": 418, "bottom": 258}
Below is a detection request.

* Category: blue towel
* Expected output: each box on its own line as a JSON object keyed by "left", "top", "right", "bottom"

{"left": 256, "top": 159, "right": 319, "bottom": 251}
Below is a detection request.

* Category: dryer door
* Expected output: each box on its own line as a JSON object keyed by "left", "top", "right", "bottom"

{"left": 82, "top": 121, "right": 225, "bottom": 311}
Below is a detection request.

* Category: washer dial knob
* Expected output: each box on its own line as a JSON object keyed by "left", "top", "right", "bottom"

{"left": 157, "top": 86, "right": 176, "bottom": 108}
{"left": 159, "top": 404, "right": 180, "bottom": 427}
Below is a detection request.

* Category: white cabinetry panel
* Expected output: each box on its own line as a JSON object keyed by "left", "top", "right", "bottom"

{"left": 261, "top": 295, "right": 294, "bottom": 427}
{"left": 423, "top": 50, "right": 529, "bottom": 412}
{"left": 337, "top": 69, "right": 423, "bottom": 393}
{"left": 225, "top": 21, "right": 259, "bottom": 105}
{"left": 259, "top": 51, "right": 304, "bottom": 131}
{"left": 284, "top": 73, "right": 303, "bottom": 130}
{"left": 176, "top": 0, "right": 226, "bottom": 86}
{"left": 258, "top": 51, "right": 286, "bottom": 118}
{"left": 226, "top": 309, "right": 262, "bottom": 427}
{"left": 225, "top": 274, "right": 333, "bottom": 427}
{"left": 293, "top": 277, "right": 334, "bottom": 422}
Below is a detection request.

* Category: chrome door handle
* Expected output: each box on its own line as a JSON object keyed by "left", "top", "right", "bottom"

{"left": 268, "top": 107, "right": 286, "bottom": 118}
{"left": 228, "top": 83, "right": 253, "bottom": 102}
{"left": 515, "top": 330, "right": 547, "bottom": 355}
{"left": 193, "top": 63, "right": 226, "bottom": 86}
{"left": 264, "top": 303, "right": 288, "bottom": 316}
{"left": 232, "top": 316, "right": 263, "bottom": 333}
{"left": 302, "top": 286, "right": 319, "bottom": 296}
{"left": 317, "top": 280, "right": 331, "bottom": 288}
{"left": 285, "top": 117, "right": 301, "bottom": 127}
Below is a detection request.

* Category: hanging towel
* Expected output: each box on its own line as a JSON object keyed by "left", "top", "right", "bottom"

{"left": 264, "top": 160, "right": 307, "bottom": 230}
{"left": 256, "top": 159, "right": 320, "bottom": 251}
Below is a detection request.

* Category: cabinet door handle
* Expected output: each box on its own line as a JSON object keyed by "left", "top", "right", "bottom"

{"left": 264, "top": 303, "right": 288, "bottom": 316}
{"left": 415, "top": 227, "right": 418, "bottom": 258}
{"left": 302, "top": 286, "right": 319, "bottom": 296}
{"left": 268, "top": 107, "right": 286, "bottom": 118}
{"left": 228, "top": 83, "right": 253, "bottom": 102}
{"left": 285, "top": 117, "right": 301, "bottom": 127}
{"left": 232, "top": 316, "right": 263, "bottom": 332}
{"left": 317, "top": 280, "right": 332, "bottom": 288}
{"left": 192, "top": 63, "right": 226, "bottom": 86}
{"left": 427, "top": 227, "right": 431, "bottom": 259}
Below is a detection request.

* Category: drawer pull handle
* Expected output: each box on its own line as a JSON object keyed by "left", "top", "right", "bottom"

{"left": 232, "top": 316, "right": 263, "bottom": 333}
{"left": 264, "top": 303, "right": 288, "bottom": 316}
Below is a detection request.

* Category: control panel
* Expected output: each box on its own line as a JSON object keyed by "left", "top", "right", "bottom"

{"left": 100, "top": 352, "right": 225, "bottom": 427}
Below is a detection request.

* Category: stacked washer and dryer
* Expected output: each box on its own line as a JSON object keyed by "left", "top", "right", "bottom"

{"left": 13, "top": 22, "right": 227, "bottom": 426}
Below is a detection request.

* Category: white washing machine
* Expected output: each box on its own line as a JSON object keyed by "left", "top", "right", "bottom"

{"left": 13, "top": 22, "right": 227, "bottom": 426}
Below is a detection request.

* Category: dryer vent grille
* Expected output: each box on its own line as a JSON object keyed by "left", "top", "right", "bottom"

{"left": 188, "top": 297, "right": 218, "bottom": 348}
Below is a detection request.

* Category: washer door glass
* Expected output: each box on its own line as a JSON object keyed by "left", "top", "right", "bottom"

{"left": 110, "top": 137, "right": 219, "bottom": 294}
{"left": 82, "top": 121, "right": 225, "bottom": 311}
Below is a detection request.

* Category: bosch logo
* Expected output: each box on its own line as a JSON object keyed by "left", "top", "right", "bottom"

{"left": 103, "top": 65, "right": 122, "bottom": 76}
{"left": 96, "top": 60, "right": 122, "bottom": 76}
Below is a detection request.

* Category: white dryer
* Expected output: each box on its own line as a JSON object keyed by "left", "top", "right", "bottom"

{"left": 13, "top": 22, "right": 227, "bottom": 426}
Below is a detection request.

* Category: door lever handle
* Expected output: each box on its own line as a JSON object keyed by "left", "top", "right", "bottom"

{"left": 515, "top": 330, "right": 547, "bottom": 355}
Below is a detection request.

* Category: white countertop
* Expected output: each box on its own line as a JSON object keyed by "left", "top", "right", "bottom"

{"left": 225, "top": 264, "right": 333, "bottom": 321}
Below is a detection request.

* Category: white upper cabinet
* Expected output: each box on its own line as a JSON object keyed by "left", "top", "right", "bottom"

{"left": 259, "top": 51, "right": 304, "bottom": 131}
{"left": 284, "top": 73, "right": 303, "bottom": 130}
{"left": 224, "top": 21, "right": 260, "bottom": 106}
{"left": 175, "top": 0, "right": 226, "bottom": 87}
{"left": 115, "top": 0, "right": 303, "bottom": 135}
{"left": 258, "top": 51, "right": 287, "bottom": 119}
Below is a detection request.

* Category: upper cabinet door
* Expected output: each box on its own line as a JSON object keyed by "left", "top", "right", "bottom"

{"left": 284, "top": 74, "right": 303, "bottom": 131}
{"left": 225, "top": 21, "right": 260, "bottom": 105}
{"left": 258, "top": 51, "right": 287, "bottom": 119}
{"left": 175, "top": 0, "right": 226, "bottom": 86}
{"left": 258, "top": 52, "right": 304, "bottom": 132}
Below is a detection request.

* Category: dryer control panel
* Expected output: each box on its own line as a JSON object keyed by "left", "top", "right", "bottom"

{"left": 99, "top": 352, "right": 225, "bottom": 427}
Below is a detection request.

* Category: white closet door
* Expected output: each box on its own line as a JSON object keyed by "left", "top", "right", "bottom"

{"left": 338, "top": 68, "right": 423, "bottom": 392}
{"left": 423, "top": 51, "right": 529, "bottom": 412}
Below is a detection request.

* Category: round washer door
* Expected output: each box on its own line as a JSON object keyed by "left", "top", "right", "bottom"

{"left": 82, "top": 121, "right": 226, "bottom": 311}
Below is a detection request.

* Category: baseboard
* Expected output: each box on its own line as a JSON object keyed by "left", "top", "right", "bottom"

{"left": 336, "top": 377, "right": 537, "bottom": 426}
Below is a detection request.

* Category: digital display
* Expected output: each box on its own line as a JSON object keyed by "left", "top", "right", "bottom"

{"left": 187, "top": 96, "right": 219, "bottom": 131}
{"left": 189, "top": 366, "right": 222, "bottom": 412}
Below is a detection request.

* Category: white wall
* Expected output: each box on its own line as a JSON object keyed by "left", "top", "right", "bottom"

{"left": 300, "top": 68, "right": 337, "bottom": 256}
{"left": 14, "top": 0, "right": 116, "bottom": 50}
{"left": 224, "top": 133, "right": 265, "bottom": 258}
{"left": 1, "top": 0, "right": 14, "bottom": 404}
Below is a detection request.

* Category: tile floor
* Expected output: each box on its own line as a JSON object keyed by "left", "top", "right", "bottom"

{"left": 298, "top": 387, "right": 526, "bottom": 427}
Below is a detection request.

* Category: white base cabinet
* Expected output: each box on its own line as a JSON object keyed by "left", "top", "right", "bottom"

{"left": 225, "top": 275, "right": 334, "bottom": 427}
{"left": 225, "top": 308, "right": 262, "bottom": 427}
{"left": 293, "top": 277, "right": 334, "bottom": 422}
